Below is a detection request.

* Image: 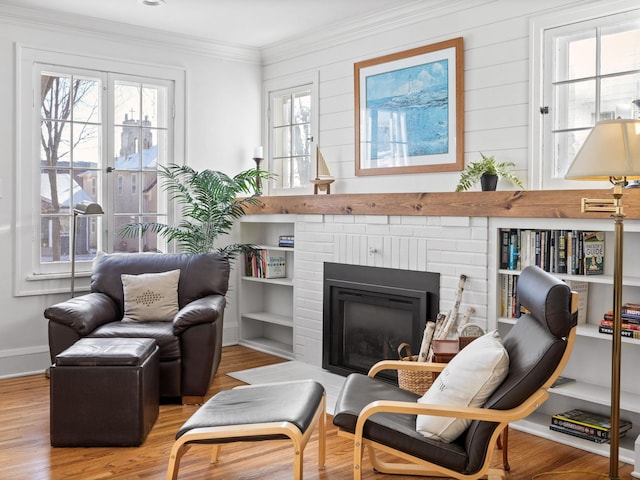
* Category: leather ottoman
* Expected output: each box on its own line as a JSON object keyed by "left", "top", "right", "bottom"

{"left": 50, "top": 337, "right": 159, "bottom": 447}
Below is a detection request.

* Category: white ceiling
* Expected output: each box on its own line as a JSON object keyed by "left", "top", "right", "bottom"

{"left": 1, "top": 0, "right": 422, "bottom": 48}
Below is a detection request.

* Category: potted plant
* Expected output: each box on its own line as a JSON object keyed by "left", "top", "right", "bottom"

{"left": 455, "top": 153, "right": 524, "bottom": 192}
{"left": 119, "top": 164, "right": 272, "bottom": 259}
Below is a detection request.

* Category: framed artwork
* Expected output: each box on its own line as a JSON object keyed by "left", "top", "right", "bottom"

{"left": 355, "top": 37, "right": 464, "bottom": 176}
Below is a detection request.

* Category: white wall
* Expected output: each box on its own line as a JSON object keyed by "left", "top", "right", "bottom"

{"left": 0, "top": 6, "right": 262, "bottom": 377}
{"left": 261, "top": 0, "right": 624, "bottom": 194}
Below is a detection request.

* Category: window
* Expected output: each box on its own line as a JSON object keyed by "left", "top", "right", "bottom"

{"left": 264, "top": 74, "right": 318, "bottom": 195}
{"left": 532, "top": 6, "right": 640, "bottom": 189}
{"left": 16, "top": 47, "right": 184, "bottom": 295}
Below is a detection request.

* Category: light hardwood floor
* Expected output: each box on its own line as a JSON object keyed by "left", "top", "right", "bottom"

{"left": 0, "top": 345, "right": 634, "bottom": 479}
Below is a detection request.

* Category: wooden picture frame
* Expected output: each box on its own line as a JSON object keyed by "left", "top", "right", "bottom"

{"left": 355, "top": 37, "right": 464, "bottom": 176}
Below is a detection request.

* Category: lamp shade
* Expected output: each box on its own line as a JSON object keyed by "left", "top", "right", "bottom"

{"left": 74, "top": 201, "right": 104, "bottom": 215}
{"left": 565, "top": 119, "right": 640, "bottom": 181}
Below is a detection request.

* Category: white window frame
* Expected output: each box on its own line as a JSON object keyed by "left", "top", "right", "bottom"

{"left": 263, "top": 72, "right": 319, "bottom": 196}
{"left": 529, "top": 0, "right": 640, "bottom": 190}
{"left": 15, "top": 45, "right": 185, "bottom": 296}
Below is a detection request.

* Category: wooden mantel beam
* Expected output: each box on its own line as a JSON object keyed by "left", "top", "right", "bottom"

{"left": 244, "top": 189, "right": 640, "bottom": 220}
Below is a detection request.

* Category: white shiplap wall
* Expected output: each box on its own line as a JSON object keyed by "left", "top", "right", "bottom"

{"left": 261, "top": 0, "right": 600, "bottom": 195}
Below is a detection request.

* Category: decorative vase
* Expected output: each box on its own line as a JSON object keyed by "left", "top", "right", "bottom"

{"left": 480, "top": 173, "right": 498, "bottom": 191}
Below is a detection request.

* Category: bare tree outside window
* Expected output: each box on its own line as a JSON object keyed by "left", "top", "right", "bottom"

{"left": 40, "top": 72, "right": 101, "bottom": 263}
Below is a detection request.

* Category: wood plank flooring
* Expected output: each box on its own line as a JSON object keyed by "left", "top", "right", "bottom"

{"left": 0, "top": 345, "right": 634, "bottom": 479}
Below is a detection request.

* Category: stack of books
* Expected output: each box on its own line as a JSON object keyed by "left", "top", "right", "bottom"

{"left": 278, "top": 235, "right": 294, "bottom": 248}
{"left": 244, "top": 249, "right": 286, "bottom": 279}
{"left": 550, "top": 409, "right": 632, "bottom": 443}
{"left": 599, "top": 303, "right": 640, "bottom": 339}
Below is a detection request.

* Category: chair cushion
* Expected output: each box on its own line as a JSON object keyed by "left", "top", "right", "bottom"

{"left": 416, "top": 330, "right": 509, "bottom": 443}
{"left": 121, "top": 269, "right": 180, "bottom": 323}
{"left": 88, "top": 321, "right": 180, "bottom": 361}
{"left": 333, "top": 373, "right": 469, "bottom": 472}
{"left": 176, "top": 380, "right": 325, "bottom": 443}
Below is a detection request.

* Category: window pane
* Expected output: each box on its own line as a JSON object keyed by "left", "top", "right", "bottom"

{"left": 72, "top": 77, "right": 101, "bottom": 123}
{"left": 273, "top": 95, "right": 292, "bottom": 127}
{"left": 114, "top": 82, "right": 141, "bottom": 125}
{"left": 40, "top": 215, "right": 71, "bottom": 263}
{"left": 292, "top": 156, "right": 311, "bottom": 188}
{"left": 141, "top": 84, "right": 166, "bottom": 128}
{"left": 553, "top": 129, "right": 589, "bottom": 179}
{"left": 292, "top": 92, "right": 310, "bottom": 124}
{"left": 292, "top": 123, "right": 311, "bottom": 156}
{"left": 553, "top": 79, "right": 595, "bottom": 130}
{"left": 41, "top": 121, "right": 70, "bottom": 165}
{"left": 273, "top": 126, "right": 291, "bottom": 157}
{"left": 41, "top": 74, "right": 72, "bottom": 120}
{"left": 142, "top": 170, "right": 159, "bottom": 214}
{"left": 554, "top": 30, "right": 596, "bottom": 82}
{"left": 601, "top": 73, "right": 640, "bottom": 119}
{"left": 601, "top": 22, "right": 640, "bottom": 75}
{"left": 74, "top": 215, "right": 102, "bottom": 261}
{"left": 72, "top": 124, "right": 101, "bottom": 167}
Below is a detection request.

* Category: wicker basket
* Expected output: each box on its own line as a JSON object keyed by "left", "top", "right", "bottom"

{"left": 396, "top": 343, "right": 435, "bottom": 395}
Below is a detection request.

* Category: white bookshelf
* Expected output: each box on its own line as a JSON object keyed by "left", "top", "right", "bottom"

{"left": 489, "top": 217, "right": 640, "bottom": 465}
{"left": 238, "top": 215, "right": 296, "bottom": 359}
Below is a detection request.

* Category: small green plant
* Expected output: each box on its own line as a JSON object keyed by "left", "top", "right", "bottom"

{"left": 120, "top": 164, "right": 272, "bottom": 259}
{"left": 455, "top": 153, "right": 524, "bottom": 192}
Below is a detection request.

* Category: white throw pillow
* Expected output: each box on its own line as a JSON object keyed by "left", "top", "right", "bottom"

{"left": 415, "top": 330, "right": 509, "bottom": 443}
{"left": 121, "top": 269, "right": 180, "bottom": 323}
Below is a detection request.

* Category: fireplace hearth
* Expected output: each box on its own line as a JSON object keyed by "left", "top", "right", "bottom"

{"left": 322, "top": 263, "right": 439, "bottom": 381}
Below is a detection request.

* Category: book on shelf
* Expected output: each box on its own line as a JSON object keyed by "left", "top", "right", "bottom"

{"left": 583, "top": 231, "right": 605, "bottom": 275}
{"left": 549, "top": 424, "right": 610, "bottom": 443}
{"left": 599, "top": 324, "right": 640, "bottom": 339}
{"left": 565, "top": 280, "right": 588, "bottom": 325}
{"left": 278, "top": 235, "right": 295, "bottom": 248}
{"left": 603, "top": 311, "right": 640, "bottom": 325}
{"left": 600, "top": 319, "right": 640, "bottom": 331}
{"left": 244, "top": 249, "right": 286, "bottom": 279}
{"left": 551, "top": 409, "right": 632, "bottom": 439}
{"left": 499, "top": 228, "right": 603, "bottom": 276}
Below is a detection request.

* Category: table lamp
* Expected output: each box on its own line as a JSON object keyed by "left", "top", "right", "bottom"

{"left": 565, "top": 119, "right": 640, "bottom": 480}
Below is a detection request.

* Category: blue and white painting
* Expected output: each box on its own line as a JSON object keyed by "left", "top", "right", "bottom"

{"left": 364, "top": 59, "right": 450, "bottom": 166}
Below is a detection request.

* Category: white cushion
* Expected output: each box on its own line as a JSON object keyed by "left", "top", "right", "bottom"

{"left": 415, "top": 330, "right": 509, "bottom": 443}
{"left": 121, "top": 269, "right": 180, "bottom": 323}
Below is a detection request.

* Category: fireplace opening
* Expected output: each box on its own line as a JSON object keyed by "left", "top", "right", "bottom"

{"left": 322, "top": 263, "right": 439, "bottom": 383}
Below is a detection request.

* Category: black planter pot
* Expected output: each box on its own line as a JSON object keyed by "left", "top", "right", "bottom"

{"left": 480, "top": 173, "right": 498, "bottom": 191}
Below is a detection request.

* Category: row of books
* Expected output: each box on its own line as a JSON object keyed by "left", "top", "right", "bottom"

{"left": 278, "top": 235, "right": 294, "bottom": 248}
{"left": 499, "top": 274, "right": 588, "bottom": 324}
{"left": 500, "top": 228, "right": 604, "bottom": 275}
{"left": 244, "top": 249, "right": 286, "bottom": 279}
{"left": 550, "top": 409, "right": 632, "bottom": 444}
{"left": 598, "top": 303, "right": 640, "bottom": 339}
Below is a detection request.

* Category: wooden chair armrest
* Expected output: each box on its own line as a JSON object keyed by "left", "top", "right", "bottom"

{"left": 356, "top": 388, "right": 549, "bottom": 430}
{"left": 368, "top": 360, "right": 447, "bottom": 378}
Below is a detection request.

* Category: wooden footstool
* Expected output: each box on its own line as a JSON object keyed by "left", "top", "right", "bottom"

{"left": 166, "top": 380, "right": 326, "bottom": 480}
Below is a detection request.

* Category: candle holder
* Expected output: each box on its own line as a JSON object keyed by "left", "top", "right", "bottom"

{"left": 253, "top": 157, "right": 263, "bottom": 195}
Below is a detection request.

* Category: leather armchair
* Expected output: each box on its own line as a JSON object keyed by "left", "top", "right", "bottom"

{"left": 45, "top": 252, "right": 230, "bottom": 404}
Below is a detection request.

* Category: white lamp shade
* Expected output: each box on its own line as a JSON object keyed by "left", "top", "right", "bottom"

{"left": 565, "top": 119, "right": 640, "bottom": 181}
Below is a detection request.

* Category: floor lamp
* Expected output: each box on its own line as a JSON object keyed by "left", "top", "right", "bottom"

{"left": 565, "top": 119, "right": 640, "bottom": 480}
{"left": 71, "top": 201, "right": 104, "bottom": 298}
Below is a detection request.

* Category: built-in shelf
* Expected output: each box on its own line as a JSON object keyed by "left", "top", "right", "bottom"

{"left": 238, "top": 216, "right": 296, "bottom": 360}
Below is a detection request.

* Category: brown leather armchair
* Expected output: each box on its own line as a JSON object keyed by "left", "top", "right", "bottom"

{"left": 45, "top": 252, "right": 230, "bottom": 404}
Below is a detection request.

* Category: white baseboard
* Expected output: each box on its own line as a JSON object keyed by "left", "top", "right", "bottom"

{"left": 0, "top": 345, "right": 50, "bottom": 379}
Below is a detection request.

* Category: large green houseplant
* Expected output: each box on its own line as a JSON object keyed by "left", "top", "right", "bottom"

{"left": 120, "top": 164, "right": 272, "bottom": 259}
{"left": 455, "top": 153, "right": 524, "bottom": 192}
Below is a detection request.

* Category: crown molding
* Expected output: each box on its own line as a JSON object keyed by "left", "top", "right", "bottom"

{"left": 261, "top": 0, "right": 484, "bottom": 66}
{"left": 0, "top": 2, "right": 261, "bottom": 64}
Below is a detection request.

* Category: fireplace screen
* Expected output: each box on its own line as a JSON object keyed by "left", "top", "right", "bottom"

{"left": 323, "top": 263, "right": 439, "bottom": 382}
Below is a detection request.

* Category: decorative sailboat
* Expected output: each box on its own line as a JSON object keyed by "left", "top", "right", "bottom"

{"left": 310, "top": 145, "right": 335, "bottom": 194}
